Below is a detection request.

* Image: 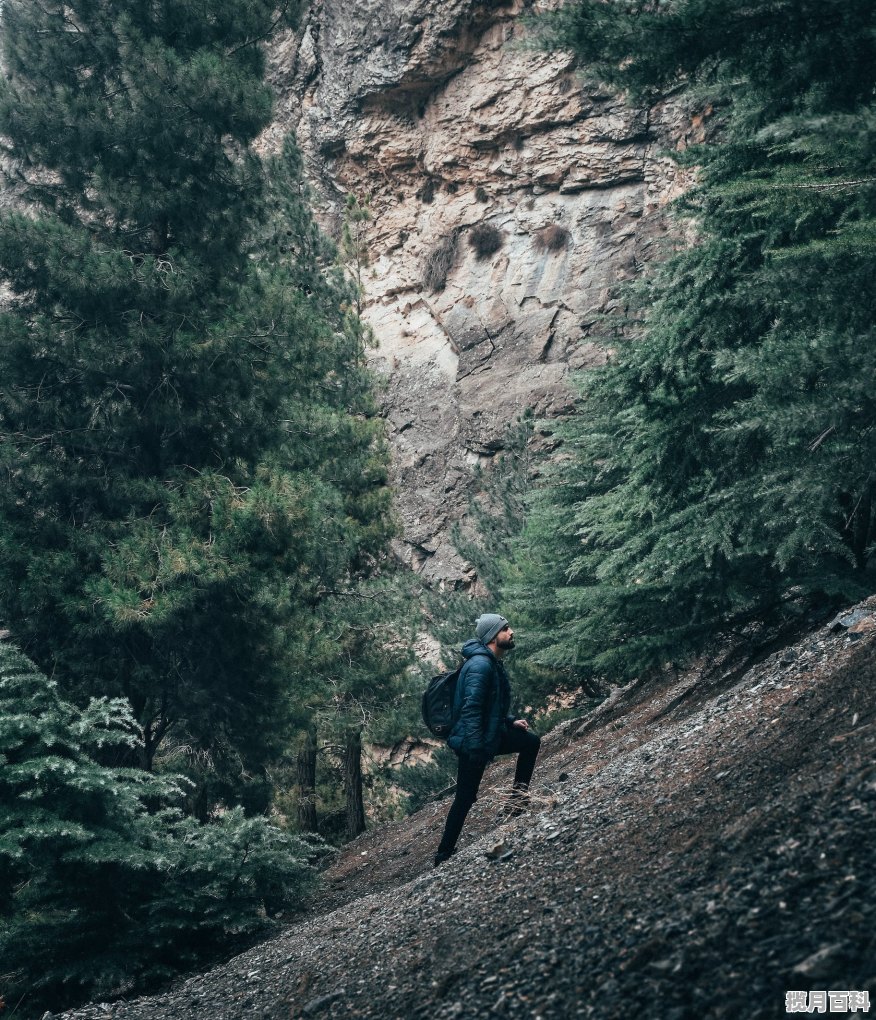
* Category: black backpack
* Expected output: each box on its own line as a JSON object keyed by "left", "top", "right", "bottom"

{"left": 421, "top": 665, "right": 462, "bottom": 737}
{"left": 421, "top": 653, "right": 489, "bottom": 737}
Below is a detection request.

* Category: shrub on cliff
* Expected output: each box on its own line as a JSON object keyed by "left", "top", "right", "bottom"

{"left": 423, "top": 231, "right": 460, "bottom": 291}
{"left": 534, "top": 223, "right": 571, "bottom": 252}
{"left": 0, "top": 643, "right": 317, "bottom": 1019}
{"left": 469, "top": 222, "right": 504, "bottom": 259}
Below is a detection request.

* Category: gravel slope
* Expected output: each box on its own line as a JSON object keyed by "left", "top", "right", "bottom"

{"left": 58, "top": 601, "right": 876, "bottom": 1020}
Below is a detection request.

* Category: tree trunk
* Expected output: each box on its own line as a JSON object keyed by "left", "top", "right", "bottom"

{"left": 344, "top": 726, "right": 366, "bottom": 840}
{"left": 853, "top": 484, "right": 874, "bottom": 570}
{"left": 296, "top": 725, "right": 318, "bottom": 833}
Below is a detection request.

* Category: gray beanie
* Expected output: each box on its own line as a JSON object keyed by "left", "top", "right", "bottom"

{"left": 475, "top": 613, "right": 508, "bottom": 645}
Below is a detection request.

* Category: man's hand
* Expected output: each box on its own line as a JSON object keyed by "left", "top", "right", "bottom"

{"left": 512, "top": 719, "right": 529, "bottom": 731}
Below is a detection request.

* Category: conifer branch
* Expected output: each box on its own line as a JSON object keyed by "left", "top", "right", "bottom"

{"left": 226, "top": 2, "right": 294, "bottom": 57}
{"left": 808, "top": 425, "right": 836, "bottom": 452}
{"left": 773, "top": 178, "right": 876, "bottom": 192}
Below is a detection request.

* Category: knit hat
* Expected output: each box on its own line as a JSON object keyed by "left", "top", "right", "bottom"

{"left": 475, "top": 613, "right": 509, "bottom": 645}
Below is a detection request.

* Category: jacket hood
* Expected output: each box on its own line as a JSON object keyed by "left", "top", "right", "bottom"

{"left": 461, "top": 638, "right": 496, "bottom": 660}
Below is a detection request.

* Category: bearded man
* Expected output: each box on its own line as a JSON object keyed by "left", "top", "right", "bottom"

{"left": 434, "top": 614, "right": 540, "bottom": 866}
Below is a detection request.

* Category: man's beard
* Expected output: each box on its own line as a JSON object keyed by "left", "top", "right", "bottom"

{"left": 497, "top": 636, "right": 515, "bottom": 651}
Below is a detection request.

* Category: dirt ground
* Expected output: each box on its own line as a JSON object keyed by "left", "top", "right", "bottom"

{"left": 59, "top": 599, "right": 876, "bottom": 1020}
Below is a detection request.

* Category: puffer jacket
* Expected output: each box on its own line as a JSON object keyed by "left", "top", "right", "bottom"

{"left": 447, "top": 639, "right": 516, "bottom": 760}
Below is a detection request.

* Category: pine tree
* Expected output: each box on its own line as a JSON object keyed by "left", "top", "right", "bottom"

{"left": 0, "top": 0, "right": 392, "bottom": 802}
{"left": 0, "top": 641, "right": 317, "bottom": 1019}
{"left": 511, "top": 0, "right": 876, "bottom": 680}
{"left": 340, "top": 192, "right": 373, "bottom": 322}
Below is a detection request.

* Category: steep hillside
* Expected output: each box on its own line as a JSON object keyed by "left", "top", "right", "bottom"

{"left": 57, "top": 601, "right": 876, "bottom": 1020}
{"left": 259, "top": 0, "right": 706, "bottom": 585}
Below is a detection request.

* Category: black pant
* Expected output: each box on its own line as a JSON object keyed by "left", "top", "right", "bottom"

{"left": 437, "top": 725, "right": 540, "bottom": 856}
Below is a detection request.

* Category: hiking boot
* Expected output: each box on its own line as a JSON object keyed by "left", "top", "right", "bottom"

{"left": 433, "top": 848, "right": 456, "bottom": 867}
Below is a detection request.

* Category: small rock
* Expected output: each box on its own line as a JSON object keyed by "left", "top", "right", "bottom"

{"left": 303, "top": 989, "right": 346, "bottom": 1015}
{"left": 849, "top": 616, "right": 876, "bottom": 638}
{"left": 829, "top": 609, "right": 871, "bottom": 632}
{"left": 791, "top": 943, "right": 846, "bottom": 978}
{"left": 485, "top": 840, "right": 514, "bottom": 861}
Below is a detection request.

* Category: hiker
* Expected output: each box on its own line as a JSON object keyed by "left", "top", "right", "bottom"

{"left": 434, "top": 613, "right": 540, "bottom": 866}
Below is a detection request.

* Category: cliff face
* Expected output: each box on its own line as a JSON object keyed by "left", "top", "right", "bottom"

{"left": 264, "top": 0, "right": 701, "bottom": 584}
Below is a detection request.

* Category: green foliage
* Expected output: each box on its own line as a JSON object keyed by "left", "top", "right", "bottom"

{"left": 340, "top": 192, "right": 374, "bottom": 322}
{"left": 0, "top": 0, "right": 393, "bottom": 802}
{"left": 511, "top": 0, "right": 876, "bottom": 681}
{"left": 532, "top": 0, "right": 875, "bottom": 112}
{"left": 263, "top": 564, "right": 425, "bottom": 840}
{"left": 392, "top": 746, "right": 458, "bottom": 814}
{"left": 450, "top": 415, "right": 538, "bottom": 601}
{"left": 0, "top": 642, "right": 317, "bottom": 1019}
{"left": 427, "top": 414, "right": 589, "bottom": 712}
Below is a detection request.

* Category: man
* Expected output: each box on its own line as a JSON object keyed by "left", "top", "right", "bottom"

{"left": 434, "top": 613, "right": 540, "bottom": 866}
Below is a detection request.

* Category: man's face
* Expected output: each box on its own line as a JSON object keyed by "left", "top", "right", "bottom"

{"left": 495, "top": 624, "right": 515, "bottom": 651}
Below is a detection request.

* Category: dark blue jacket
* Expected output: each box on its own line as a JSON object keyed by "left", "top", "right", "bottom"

{"left": 447, "top": 639, "right": 515, "bottom": 760}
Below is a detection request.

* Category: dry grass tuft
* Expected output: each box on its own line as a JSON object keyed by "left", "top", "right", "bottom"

{"left": 534, "top": 223, "right": 571, "bottom": 252}
{"left": 422, "top": 230, "right": 459, "bottom": 292}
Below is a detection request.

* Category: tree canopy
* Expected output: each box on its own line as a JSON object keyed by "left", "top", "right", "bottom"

{"left": 509, "top": 0, "right": 876, "bottom": 680}
{"left": 0, "top": 641, "right": 316, "bottom": 1017}
{"left": 0, "top": 0, "right": 393, "bottom": 804}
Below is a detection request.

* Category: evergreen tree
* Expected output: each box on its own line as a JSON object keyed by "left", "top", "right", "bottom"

{"left": 0, "top": 641, "right": 316, "bottom": 1019}
{"left": 340, "top": 192, "right": 374, "bottom": 322}
{"left": 511, "top": 0, "right": 876, "bottom": 680}
{"left": 287, "top": 571, "right": 419, "bottom": 841}
{"left": 0, "top": 1, "right": 392, "bottom": 800}
{"left": 434, "top": 414, "right": 591, "bottom": 711}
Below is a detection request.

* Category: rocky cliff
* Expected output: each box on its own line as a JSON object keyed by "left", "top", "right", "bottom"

{"left": 261, "top": 0, "right": 705, "bottom": 584}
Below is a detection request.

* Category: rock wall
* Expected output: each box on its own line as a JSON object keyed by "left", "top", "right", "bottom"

{"left": 264, "top": 0, "right": 701, "bottom": 585}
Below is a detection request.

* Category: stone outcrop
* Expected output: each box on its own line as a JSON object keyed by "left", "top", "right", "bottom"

{"left": 264, "top": 0, "right": 703, "bottom": 584}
